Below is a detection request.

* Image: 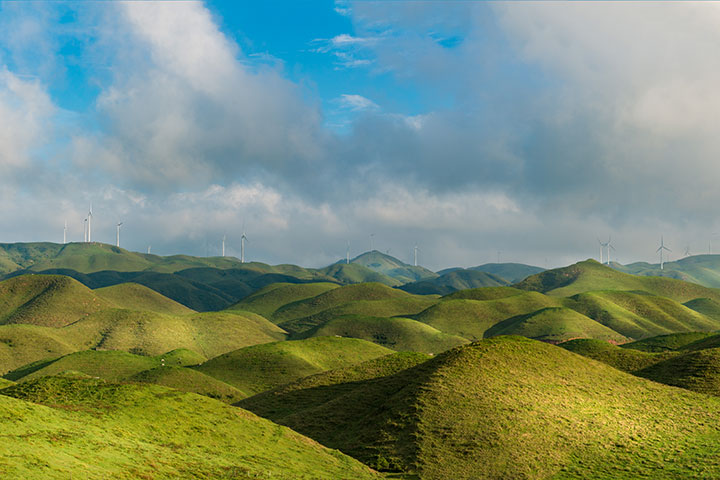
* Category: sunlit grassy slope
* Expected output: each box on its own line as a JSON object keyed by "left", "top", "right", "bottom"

{"left": 195, "top": 336, "right": 392, "bottom": 397}
{"left": 399, "top": 269, "right": 508, "bottom": 295}
{"left": 297, "top": 315, "right": 469, "bottom": 353}
{"left": 560, "top": 338, "right": 673, "bottom": 372}
{"left": 242, "top": 337, "right": 720, "bottom": 479}
{"left": 0, "top": 376, "right": 381, "bottom": 479}
{"left": 94, "top": 282, "right": 195, "bottom": 314}
{"left": 128, "top": 366, "right": 247, "bottom": 403}
{"left": 228, "top": 282, "right": 340, "bottom": 318}
{"left": 622, "top": 331, "right": 717, "bottom": 352}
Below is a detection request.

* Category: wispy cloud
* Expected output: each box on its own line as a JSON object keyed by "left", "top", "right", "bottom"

{"left": 336, "top": 94, "right": 379, "bottom": 112}
{"left": 311, "top": 34, "right": 379, "bottom": 68}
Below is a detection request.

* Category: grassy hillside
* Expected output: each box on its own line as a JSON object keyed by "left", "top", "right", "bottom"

{"left": 399, "top": 269, "right": 508, "bottom": 295}
{"left": 0, "top": 324, "right": 78, "bottom": 374}
{"left": 560, "top": 338, "right": 672, "bottom": 372}
{"left": 270, "top": 282, "right": 417, "bottom": 324}
{"left": 0, "top": 376, "right": 381, "bottom": 479}
{"left": 228, "top": 282, "right": 339, "bottom": 318}
{"left": 621, "top": 332, "right": 717, "bottom": 352}
{"left": 128, "top": 366, "right": 247, "bottom": 403}
{"left": 64, "top": 310, "right": 286, "bottom": 358}
{"left": 516, "top": 259, "right": 720, "bottom": 302}
{"left": 568, "top": 290, "right": 720, "bottom": 340}
{"left": 94, "top": 282, "right": 195, "bottom": 314}
{"left": 242, "top": 337, "right": 720, "bottom": 479}
{"left": 617, "top": 254, "right": 720, "bottom": 288}
{"left": 684, "top": 297, "right": 720, "bottom": 320}
{"left": 638, "top": 348, "right": 720, "bottom": 397}
{"left": 484, "top": 307, "right": 628, "bottom": 343}
{"left": 413, "top": 292, "right": 561, "bottom": 340}
{"left": 297, "top": 315, "right": 469, "bottom": 353}
{"left": 346, "top": 250, "right": 437, "bottom": 284}
{"left": 469, "top": 262, "right": 545, "bottom": 283}
{"left": 0, "top": 275, "right": 113, "bottom": 327}
{"left": 317, "top": 263, "right": 401, "bottom": 287}
{"left": 196, "top": 337, "right": 393, "bottom": 397}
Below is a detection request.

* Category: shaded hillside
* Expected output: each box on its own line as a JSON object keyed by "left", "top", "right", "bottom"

{"left": 638, "top": 348, "right": 720, "bottom": 397}
{"left": 622, "top": 331, "right": 717, "bottom": 352}
{"left": 0, "top": 376, "right": 381, "bottom": 479}
{"left": 241, "top": 337, "right": 720, "bottom": 479}
{"left": 346, "top": 250, "right": 437, "bottom": 284}
{"left": 229, "top": 282, "right": 340, "bottom": 318}
{"left": 470, "top": 262, "right": 545, "bottom": 283}
{"left": 515, "top": 259, "right": 720, "bottom": 303}
{"left": 399, "top": 269, "right": 508, "bottom": 295}
{"left": 196, "top": 336, "right": 392, "bottom": 397}
{"left": 296, "top": 314, "right": 469, "bottom": 353}
{"left": 94, "top": 282, "right": 195, "bottom": 315}
{"left": 317, "top": 263, "right": 401, "bottom": 286}
{"left": 560, "top": 338, "right": 673, "bottom": 372}
{"left": 616, "top": 254, "right": 720, "bottom": 288}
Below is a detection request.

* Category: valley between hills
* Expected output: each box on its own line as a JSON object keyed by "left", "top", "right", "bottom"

{"left": 4, "top": 242, "right": 720, "bottom": 478}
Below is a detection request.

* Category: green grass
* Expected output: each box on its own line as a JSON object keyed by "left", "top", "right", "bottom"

{"left": 413, "top": 292, "right": 561, "bottom": 340}
{"left": 0, "top": 376, "right": 382, "bottom": 479}
{"left": 567, "top": 290, "right": 720, "bottom": 340}
{"left": 517, "top": 259, "right": 720, "bottom": 303}
{"left": 128, "top": 366, "right": 247, "bottom": 403}
{"left": 0, "top": 275, "right": 113, "bottom": 327}
{"left": 94, "top": 282, "right": 195, "bottom": 315}
{"left": 684, "top": 297, "right": 720, "bottom": 320}
{"left": 621, "top": 332, "right": 718, "bottom": 352}
{"left": 637, "top": 348, "right": 720, "bottom": 397}
{"left": 195, "top": 336, "right": 393, "bottom": 397}
{"left": 228, "top": 282, "right": 340, "bottom": 318}
{"left": 0, "top": 324, "right": 78, "bottom": 374}
{"left": 484, "top": 307, "right": 629, "bottom": 343}
{"left": 297, "top": 315, "right": 469, "bottom": 354}
{"left": 270, "top": 283, "right": 420, "bottom": 325}
{"left": 317, "top": 263, "right": 402, "bottom": 286}
{"left": 468, "top": 262, "right": 545, "bottom": 283}
{"left": 617, "top": 254, "right": 720, "bottom": 289}
{"left": 242, "top": 336, "right": 720, "bottom": 479}
{"left": 279, "top": 297, "right": 437, "bottom": 336}
{"left": 399, "top": 269, "right": 507, "bottom": 295}
{"left": 442, "top": 286, "right": 527, "bottom": 301}
{"left": 346, "top": 250, "right": 437, "bottom": 284}
{"left": 560, "top": 338, "right": 672, "bottom": 372}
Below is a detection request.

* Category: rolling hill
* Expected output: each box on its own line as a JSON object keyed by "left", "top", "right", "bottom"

{"left": 399, "top": 269, "right": 508, "bottom": 295}
{"left": 195, "top": 336, "right": 393, "bottom": 397}
{"left": 345, "top": 250, "right": 437, "bottom": 284}
{"left": 228, "top": 282, "right": 340, "bottom": 318}
{"left": 94, "top": 282, "right": 195, "bottom": 314}
{"left": 0, "top": 376, "right": 381, "bottom": 479}
{"left": 241, "top": 336, "right": 720, "bottom": 479}
{"left": 616, "top": 254, "right": 720, "bottom": 288}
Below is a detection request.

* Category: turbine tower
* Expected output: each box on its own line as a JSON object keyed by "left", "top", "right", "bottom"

{"left": 657, "top": 236, "right": 671, "bottom": 270}
{"left": 63, "top": 220, "right": 67, "bottom": 244}
{"left": 116, "top": 222, "right": 123, "bottom": 248}
{"left": 83, "top": 218, "right": 88, "bottom": 243}
{"left": 222, "top": 235, "right": 226, "bottom": 257}
{"left": 597, "top": 238, "right": 607, "bottom": 264}
{"left": 87, "top": 204, "right": 93, "bottom": 243}
{"left": 414, "top": 245, "right": 418, "bottom": 267}
{"left": 147, "top": 245, "right": 151, "bottom": 254}
{"left": 684, "top": 246, "right": 691, "bottom": 257}
{"left": 606, "top": 236, "right": 615, "bottom": 265}
{"left": 346, "top": 241, "right": 350, "bottom": 264}
{"left": 241, "top": 230, "right": 248, "bottom": 263}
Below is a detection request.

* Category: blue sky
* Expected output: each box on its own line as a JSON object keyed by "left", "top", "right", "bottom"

{"left": 1, "top": 1, "right": 720, "bottom": 269}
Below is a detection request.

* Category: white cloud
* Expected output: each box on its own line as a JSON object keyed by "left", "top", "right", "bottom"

{"left": 337, "top": 94, "right": 379, "bottom": 112}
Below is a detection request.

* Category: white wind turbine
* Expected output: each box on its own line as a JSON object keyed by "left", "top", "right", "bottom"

{"left": 605, "top": 236, "right": 615, "bottom": 265}
{"left": 597, "top": 238, "right": 607, "bottom": 264}
{"left": 241, "top": 230, "right": 248, "bottom": 263}
{"left": 222, "top": 234, "right": 226, "bottom": 257}
{"left": 657, "top": 236, "right": 671, "bottom": 270}
{"left": 63, "top": 220, "right": 67, "bottom": 244}
{"left": 413, "top": 245, "right": 419, "bottom": 267}
{"left": 346, "top": 240, "right": 350, "bottom": 264}
{"left": 116, "top": 222, "right": 123, "bottom": 248}
{"left": 83, "top": 218, "right": 88, "bottom": 242}
{"left": 87, "top": 204, "right": 93, "bottom": 243}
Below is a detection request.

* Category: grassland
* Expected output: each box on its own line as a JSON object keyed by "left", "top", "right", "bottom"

{"left": 0, "top": 376, "right": 382, "bottom": 479}
{"left": 94, "top": 282, "right": 195, "bottom": 314}
{"left": 242, "top": 337, "right": 720, "bottom": 479}
{"left": 229, "top": 282, "right": 340, "bottom": 318}
{"left": 195, "top": 336, "right": 393, "bottom": 397}
{"left": 560, "top": 338, "right": 672, "bottom": 372}
{"left": 297, "top": 314, "right": 469, "bottom": 353}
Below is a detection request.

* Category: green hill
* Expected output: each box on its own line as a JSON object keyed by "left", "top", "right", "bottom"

{"left": 94, "top": 282, "right": 195, "bottom": 314}
{"left": 64, "top": 310, "right": 286, "bottom": 358}
{"left": 128, "top": 366, "right": 247, "bottom": 403}
{"left": 484, "top": 307, "right": 628, "bottom": 343}
{"left": 228, "top": 282, "right": 340, "bottom": 318}
{"left": 346, "top": 250, "right": 438, "bottom": 284}
{"left": 0, "top": 376, "right": 381, "bottom": 479}
{"left": 270, "top": 282, "right": 417, "bottom": 325}
{"left": 399, "top": 269, "right": 508, "bottom": 295}
{"left": 560, "top": 338, "right": 672, "bottom": 372}
{"left": 567, "top": 290, "right": 720, "bottom": 340}
{"left": 413, "top": 292, "right": 561, "bottom": 340}
{"left": 195, "top": 336, "right": 393, "bottom": 397}
{"left": 0, "top": 275, "right": 113, "bottom": 327}
{"left": 241, "top": 336, "right": 720, "bottom": 478}
{"left": 616, "top": 254, "right": 720, "bottom": 289}
{"left": 297, "top": 315, "right": 469, "bottom": 353}
{"left": 469, "top": 262, "right": 545, "bottom": 283}
{"left": 621, "top": 332, "right": 718, "bottom": 352}
{"left": 317, "top": 263, "right": 401, "bottom": 286}
{"left": 516, "top": 259, "right": 720, "bottom": 302}
{"left": 0, "top": 324, "right": 78, "bottom": 374}
{"left": 638, "top": 348, "right": 720, "bottom": 397}
{"left": 684, "top": 297, "right": 720, "bottom": 320}
{"left": 442, "top": 286, "right": 526, "bottom": 301}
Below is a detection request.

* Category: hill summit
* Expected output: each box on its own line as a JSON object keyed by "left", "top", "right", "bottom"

{"left": 343, "top": 250, "right": 437, "bottom": 284}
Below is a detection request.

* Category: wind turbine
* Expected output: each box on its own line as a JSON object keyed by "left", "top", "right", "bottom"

{"left": 83, "top": 218, "right": 88, "bottom": 242}
{"left": 116, "top": 222, "right": 123, "bottom": 248}
{"left": 346, "top": 241, "right": 350, "bottom": 264}
{"left": 414, "top": 245, "right": 418, "bottom": 267}
{"left": 147, "top": 245, "right": 151, "bottom": 254}
{"left": 657, "top": 236, "right": 671, "bottom": 270}
{"left": 222, "top": 234, "right": 226, "bottom": 257}
{"left": 63, "top": 220, "right": 67, "bottom": 244}
{"left": 241, "top": 230, "right": 248, "bottom": 263}
{"left": 597, "top": 238, "right": 607, "bottom": 264}
{"left": 606, "top": 236, "right": 615, "bottom": 265}
{"left": 684, "top": 246, "right": 691, "bottom": 257}
{"left": 87, "top": 204, "right": 93, "bottom": 243}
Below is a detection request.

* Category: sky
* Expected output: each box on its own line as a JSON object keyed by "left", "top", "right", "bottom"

{"left": 1, "top": 0, "right": 720, "bottom": 270}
